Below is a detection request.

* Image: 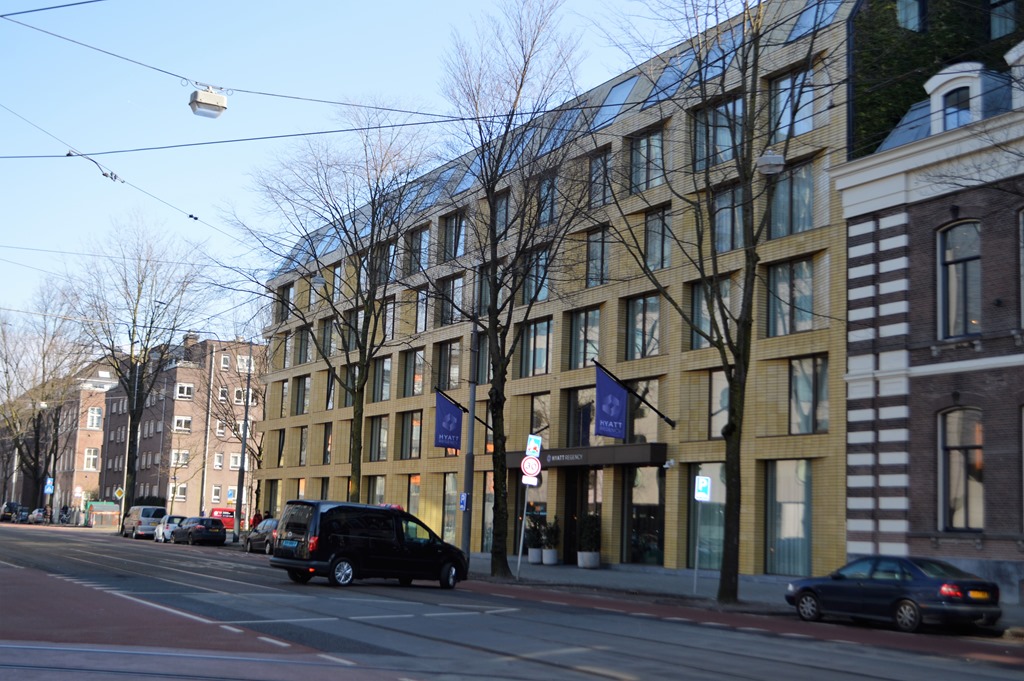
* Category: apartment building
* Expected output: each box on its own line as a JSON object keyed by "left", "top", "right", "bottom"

{"left": 835, "top": 42, "right": 1024, "bottom": 602}
{"left": 258, "top": 0, "right": 854, "bottom": 577}
{"left": 99, "top": 335, "right": 264, "bottom": 523}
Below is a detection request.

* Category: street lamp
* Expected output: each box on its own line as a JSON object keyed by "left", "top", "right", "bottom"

{"left": 189, "top": 87, "right": 227, "bottom": 118}
{"left": 756, "top": 148, "right": 785, "bottom": 176}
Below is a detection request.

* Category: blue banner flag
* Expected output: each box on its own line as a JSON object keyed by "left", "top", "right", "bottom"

{"left": 594, "top": 364, "right": 627, "bottom": 439}
{"left": 434, "top": 391, "right": 463, "bottom": 450}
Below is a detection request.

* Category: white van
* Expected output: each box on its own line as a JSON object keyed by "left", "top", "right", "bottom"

{"left": 122, "top": 505, "right": 167, "bottom": 539}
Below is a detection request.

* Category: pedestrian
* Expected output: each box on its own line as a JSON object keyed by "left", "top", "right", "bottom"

{"left": 250, "top": 510, "right": 263, "bottom": 528}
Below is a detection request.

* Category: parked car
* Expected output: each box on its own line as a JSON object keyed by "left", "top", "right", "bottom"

{"left": 13, "top": 506, "right": 29, "bottom": 523}
{"left": 122, "top": 505, "right": 167, "bottom": 539}
{"left": 785, "top": 555, "right": 1002, "bottom": 633}
{"left": 171, "top": 517, "right": 226, "bottom": 546}
{"left": 27, "top": 508, "right": 46, "bottom": 524}
{"left": 269, "top": 500, "right": 468, "bottom": 589}
{"left": 244, "top": 518, "right": 278, "bottom": 555}
{"left": 1, "top": 501, "right": 19, "bottom": 522}
{"left": 153, "top": 514, "right": 187, "bottom": 543}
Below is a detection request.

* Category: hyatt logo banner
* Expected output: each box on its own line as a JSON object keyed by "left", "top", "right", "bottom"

{"left": 434, "top": 391, "right": 463, "bottom": 450}
{"left": 594, "top": 364, "right": 627, "bottom": 440}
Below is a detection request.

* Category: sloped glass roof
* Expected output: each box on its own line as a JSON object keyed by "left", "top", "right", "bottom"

{"left": 644, "top": 51, "right": 696, "bottom": 108}
{"left": 788, "top": 0, "right": 843, "bottom": 42}
{"left": 539, "top": 106, "right": 584, "bottom": 155}
{"left": 591, "top": 76, "right": 639, "bottom": 130}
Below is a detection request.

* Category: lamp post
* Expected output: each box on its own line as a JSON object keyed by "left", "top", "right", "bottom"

{"left": 119, "top": 345, "right": 140, "bottom": 533}
{"left": 233, "top": 341, "right": 254, "bottom": 542}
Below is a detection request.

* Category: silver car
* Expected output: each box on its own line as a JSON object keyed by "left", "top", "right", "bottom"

{"left": 153, "top": 514, "right": 187, "bottom": 543}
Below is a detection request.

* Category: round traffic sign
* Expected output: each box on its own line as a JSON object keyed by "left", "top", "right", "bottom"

{"left": 520, "top": 456, "right": 542, "bottom": 477}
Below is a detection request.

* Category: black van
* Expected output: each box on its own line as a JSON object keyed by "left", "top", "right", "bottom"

{"left": 269, "top": 500, "right": 468, "bottom": 589}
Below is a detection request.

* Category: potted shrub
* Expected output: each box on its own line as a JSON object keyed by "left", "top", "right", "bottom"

{"left": 576, "top": 513, "right": 601, "bottom": 569}
{"left": 525, "top": 515, "right": 544, "bottom": 564}
{"left": 542, "top": 515, "right": 560, "bottom": 565}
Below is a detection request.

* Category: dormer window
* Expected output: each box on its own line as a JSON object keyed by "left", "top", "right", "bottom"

{"left": 943, "top": 87, "right": 971, "bottom": 130}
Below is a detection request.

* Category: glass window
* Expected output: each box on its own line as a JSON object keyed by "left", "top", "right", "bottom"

{"left": 402, "top": 348, "right": 425, "bottom": 397}
{"left": 475, "top": 333, "right": 492, "bottom": 384}
{"left": 537, "top": 175, "right": 557, "bottom": 226}
{"left": 695, "top": 99, "right": 743, "bottom": 171}
{"left": 790, "top": 355, "right": 829, "bottom": 434}
{"left": 400, "top": 410, "right": 422, "bottom": 460}
{"left": 296, "top": 327, "right": 310, "bottom": 364}
{"left": 788, "top": 0, "right": 843, "bottom": 42}
{"left": 627, "top": 379, "right": 658, "bottom": 444}
{"left": 84, "top": 447, "right": 99, "bottom": 470}
{"left": 897, "top": 0, "right": 924, "bottom": 31}
{"left": 173, "top": 416, "right": 192, "bottom": 433}
{"left": 372, "top": 357, "right": 392, "bottom": 402}
{"left": 368, "top": 475, "right": 386, "bottom": 505}
{"left": 689, "top": 462, "right": 725, "bottom": 569}
{"left": 590, "top": 149, "right": 612, "bottom": 208}
{"left": 570, "top": 307, "right": 600, "bottom": 369}
{"left": 713, "top": 185, "right": 744, "bottom": 252}
{"left": 592, "top": 76, "right": 638, "bottom": 129}
{"left": 439, "top": 341, "right": 460, "bottom": 390}
{"left": 568, "top": 387, "right": 607, "bottom": 447}
{"left": 644, "top": 50, "right": 695, "bottom": 107}
{"left": 280, "top": 380, "right": 289, "bottom": 418}
{"left": 439, "top": 276, "right": 464, "bottom": 326}
{"left": 369, "top": 416, "right": 389, "bottom": 462}
{"left": 765, "top": 459, "right": 812, "bottom": 576}
{"left": 298, "top": 426, "right": 308, "bottom": 466}
{"left": 692, "top": 279, "right": 730, "bottom": 350}
{"left": 521, "top": 318, "right": 552, "bottom": 377}
{"left": 295, "top": 376, "right": 311, "bottom": 415}
{"left": 768, "top": 258, "right": 814, "bottom": 337}
{"left": 940, "top": 222, "right": 981, "bottom": 338}
{"left": 322, "top": 422, "right": 332, "bottom": 465}
{"left": 627, "top": 295, "right": 660, "bottom": 359}
{"left": 442, "top": 213, "right": 465, "bottom": 262}
{"left": 624, "top": 466, "right": 664, "bottom": 564}
{"left": 630, "top": 128, "right": 665, "bottom": 192}
{"left": 493, "top": 192, "right": 510, "bottom": 239}
{"left": 524, "top": 249, "right": 549, "bottom": 303}
{"left": 770, "top": 163, "right": 814, "bottom": 239}
{"left": 408, "top": 474, "right": 421, "bottom": 517}
{"left": 407, "top": 227, "right": 429, "bottom": 274}
{"left": 942, "top": 409, "right": 984, "bottom": 531}
{"left": 175, "top": 383, "right": 194, "bottom": 400}
{"left": 991, "top": 0, "right": 1016, "bottom": 39}
{"left": 645, "top": 208, "right": 671, "bottom": 270}
{"left": 771, "top": 70, "right": 814, "bottom": 143}
{"left": 442, "top": 473, "right": 459, "bottom": 544}
{"left": 531, "top": 393, "right": 550, "bottom": 448}
{"left": 587, "top": 229, "right": 609, "bottom": 287}
{"left": 944, "top": 87, "right": 971, "bottom": 130}
{"left": 415, "top": 288, "right": 428, "bottom": 333}
{"left": 86, "top": 407, "right": 103, "bottom": 429}
{"left": 331, "top": 264, "right": 343, "bottom": 302}
{"left": 709, "top": 370, "right": 729, "bottom": 439}
{"left": 540, "top": 106, "right": 580, "bottom": 155}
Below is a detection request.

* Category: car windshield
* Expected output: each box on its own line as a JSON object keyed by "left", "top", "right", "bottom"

{"left": 912, "top": 557, "right": 975, "bottom": 579}
{"left": 142, "top": 508, "right": 166, "bottom": 518}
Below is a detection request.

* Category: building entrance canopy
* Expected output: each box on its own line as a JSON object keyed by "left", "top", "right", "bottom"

{"left": 505, "top": 442, "right": 667, "bottom": 469}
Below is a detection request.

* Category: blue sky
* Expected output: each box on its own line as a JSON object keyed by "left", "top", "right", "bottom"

{"left": 0, "top": 1, "right": 659, "bottom": 321}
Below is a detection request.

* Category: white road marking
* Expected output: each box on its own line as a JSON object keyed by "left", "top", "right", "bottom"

{"left": 349, "top": 614, "right": 415, "bottom": 621}
{"left": 318, "top": 653, "right": 357, "bottom": 666}
{"left": 257, "top": 636, "right": 291, "bottom": 648}
{"left": 110, "top": 592, "right": 214, "bottom": 623}
{"left": 220, "top": 625, "right": 244, "bottom": 633}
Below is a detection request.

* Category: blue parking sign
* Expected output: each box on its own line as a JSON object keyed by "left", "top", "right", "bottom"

{"left": 694, "top": 476, "right": 711, "bottom": 502}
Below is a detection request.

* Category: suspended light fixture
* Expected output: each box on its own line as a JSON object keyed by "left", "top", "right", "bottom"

{"left": 189, "top": 86, "right": 227, "bottom": 118}
{"left": 756, "top": 148, "right": 785, "bottom": 175}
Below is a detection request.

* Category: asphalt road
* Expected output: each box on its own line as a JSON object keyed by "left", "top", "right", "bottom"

{"left": 2, "top": 524, "right": 1023, "bottom": 681}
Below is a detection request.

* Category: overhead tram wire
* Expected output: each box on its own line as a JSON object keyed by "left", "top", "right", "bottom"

{"left": 0, "top": 0, "right": 111, "bottom": 18}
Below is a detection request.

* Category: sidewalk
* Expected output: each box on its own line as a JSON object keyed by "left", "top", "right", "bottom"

{"left": 469, "top": 552, "right": 1024, "bottom": 631}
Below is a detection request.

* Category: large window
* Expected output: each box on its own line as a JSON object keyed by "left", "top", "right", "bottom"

{"left": 768, "top": 258, "right": 813, "bottom": 337}
{"left": 790, "top": 355, "right": 828, "bottom": 434}
{"left": 765, "top": 459, "right": 812, "bottom": 576}
{"left": 86, "top": 407, "right": 102, "bottom": 429}
{"left": 569, "top": 307, "right": 600, "bottom": 369}
{"left": 442, "top": 212, "right": 465, "bottom": 262}
{"left": 627, "top": 379, "right": 659, "bottom": 443}
{"left": 788, "top": 0, "right": 843, "bottom": 42}
{"left": 770, "top": 163, "right": 814, "bottom": 239}
{"left": 84, "top": 447, "right": 99, "bottom": 471}
{"left": 692, "top": 279, "right": 731, "bottom": 349}
{"left": 415, "top": 288, "right": 428, "bottom": 333}
{"left": 523, "top": 249, "right": 549, "bottom": 303}
{"left": 713, "top": 185, "right": 744, "bottom": 252}
{"left": 521, "top": 318, "right": 552, "bottom": 377}
{"left": 402, "top": 348, "right": 425, "bottom": 397}
{"left": 296, "top": 326, "right": 311, "bottom": 364}
{"left": 896, "top": 0, "right": 924, "bottom": 31}
{"left": 531, "top": 393, "right": 550, "bottom": 448}
{"left": 407, "top": 226, "right": 429, "bottom": 274}
{"left": 280, "top": 380, "right": 289, "bottom": 418}
{"left": 689, "top": 462, "right": 725, "bottom": 569}
{"left": 295, "top": 375, "right": 311, "bottom": 415}
{"left": 372, "top": 357, "right": 392, "bottom": 402}
{"left": 399, "top": 410, "right": 422, "bottom": 460}
{"left": 590, "top": 149, "right": 612, "bottom": 207}
{"left": 709, "top": 370, "right": 729, "bottom": 439}
{"left": 443, "top": 473, "right": 459, "bottom": 544}
{"left": 586, "top": 229, "right": 609, "bottom": 287}
{"left": 645, "top": 207, "right": 671, "bottom": 270}
{"left": 991, "top": 0, "right": 1017, "bottom": 39}
{"left": 368, "top": 475, "right": 385, "bottom": 505}
{"left": 943, "top": 87, "right": 971, "bottom": 131}
{"left": 369, "top": 415, "right": 389, "bottom": 462}
{"left": 942, "top": 409, "right": 984, "bottom": 531}
{"left": 940, "top": 222, "right": 981, "bottom": 338}
{"left": 438, "top": 341, "right": 460, "bottom": 390}
{"left": 626, "top": 294, "right": 660, "bottom": 359}
{"left": 695, "top": 98, "right": 743, "bottom": 170}
{"left": 630, "top": 127, "right": 665, "bottom": 192}
{"left": 298, "top": 426, "right": 308, "bottom": 466}
{"left": 439, "top": 276, "right": 464, "bottom": 326}
{"left": 321, "top": 422, "right": 332, "bottom": 465}
{"left": 537, "top": 175, "right": 557, "bottom": 226}
{"left": 771, "top": 70, "right": 813, "bottom": 143}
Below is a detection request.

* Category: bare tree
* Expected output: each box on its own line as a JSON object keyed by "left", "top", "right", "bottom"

{"left": 67, "top": 216, "right": 212, "bottom": 516}
{"left": 601, "top": 0, "right": 845, "bottom": 601}
{"left": 236, "top": 104, "right": 434, "bottom": 503}
{"left": 0, "top": 288, "right": 90, "bottom": 509}
{"left": 436, "top": 0, "right": 592, "bottom": 577}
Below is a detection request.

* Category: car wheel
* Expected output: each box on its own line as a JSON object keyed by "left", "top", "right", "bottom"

{"left": 244, "top": 539, "right": 252, "bottom": 554}
{"left": 265, "top": 542, "right": 273, "bottom": 556}
{"left": 795, "top": 592, "right": 822, "bottom": 622}
{"left": 894, "top": 599, "right": 921, "bottom": 633}
{"left": 287, "top": 569, "right": 313, "bottom": 584}
{"left": 328, "top": 558, "right": 355, "bottom": 587}
{"left": 188, "top": 534, "right": 196, "bottom": 546}
{"left": 398, "top": 577, "right": 413, "bottom": 587}
{"left": 439, "top": 562, "right": 457, "bottom": 590}
{"left": 132, "top": 527, "right": 139, "bottom": 540}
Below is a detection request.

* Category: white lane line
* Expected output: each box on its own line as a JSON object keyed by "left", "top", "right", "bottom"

{"left": 484, "top": 608, "right": 519, "bottom": 614}
{"left": 222, "top": 617, "right": 339, "bottom": 624}
{"left": 68, "top": 548, "right": 280, "bottom": 592}
{"left": 423, "top": 612, "right": 479, "bottom": 617}
{"left": 257, "top": 636, "right": 291, "bottom": 648}
{"left": 318, "top": 653, "right": 357, "bottom": 666}
{"left": 220, "top": 625, "right": 244, "bottom": 633}
{"left": 110, "top": 592, "right": 213, "bottom": 623}
{"left": 349, "top": 614, "right": 415, "bottom": 621}
{"left": 0, "top": 560, "right": 24, "bottom": 568}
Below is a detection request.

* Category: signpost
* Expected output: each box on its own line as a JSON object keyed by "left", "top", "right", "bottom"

{"left": 693, "top": 475, "right": 711, "bottom": 594}
{"left": 516, "top": 434, "right": 544, "bottom": 579}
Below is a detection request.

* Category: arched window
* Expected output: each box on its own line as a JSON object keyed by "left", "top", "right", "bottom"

{"left": 943, "top": 87, "right": 971, "bottom": 130}
{"left": 939, "top": 222, "right": 981, "bottom": 338}
{"left": 941, "top": 409, "right": 984, "bottom": 531}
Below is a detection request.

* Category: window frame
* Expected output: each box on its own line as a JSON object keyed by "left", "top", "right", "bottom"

{"left": 645, "top": 207, "right": 671, "bottom": 271}
{"left": 770, "top": 162, "right": 814, "bottom": 239}
{"left": 768, "top": 257, "right": 814, "bottom": 337}
{"left": 630, "top": 126, "right": 665, "bottom": 193}
{"left": 941, "top": 408, "right": 984, "bottom": 531}
{"left": 569, "top": 307, "right": 600, "bottom": 369}
{"left": 789, "top": 354, "right": 829, "bottom": 435}
{"left": 626, "top": 294, "right": 660, "bottom": 360}
{"left": 520, "top": 318, "right": 552, "bottom": 378}
{"left": 939, "top": 221, "right": 982, "bottom": 339}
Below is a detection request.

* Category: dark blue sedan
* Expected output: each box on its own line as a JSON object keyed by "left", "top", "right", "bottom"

{"left": 785, "top": 555, "right": 1001, "bottom": 632}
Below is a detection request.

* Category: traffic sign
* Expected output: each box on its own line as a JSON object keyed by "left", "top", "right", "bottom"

{"left": 521, "top": 456, "right": 542, "bottom": 477}
{"left": 694, "top": 476, "right": 711, "bottom": 502}
{"left": 522, "top": 434, "right": 543, "bottom": 486}
{"left": 114, "top": 487, "right": 124, "bottom": 500}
